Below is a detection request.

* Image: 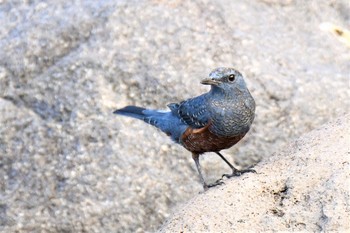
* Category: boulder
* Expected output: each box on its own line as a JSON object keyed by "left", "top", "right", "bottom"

{"left": 159, "top": 114, "right": 350, "bottom": 232}
{"left": 0, "top": 0, "right": 349, "bottom": 232}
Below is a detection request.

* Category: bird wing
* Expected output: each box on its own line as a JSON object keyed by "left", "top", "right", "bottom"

{"left": 168, "top": 95, "right": 210, "bottom": 128}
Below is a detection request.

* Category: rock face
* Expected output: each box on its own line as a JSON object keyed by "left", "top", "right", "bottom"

{"left": 0, "top": 0, "right": 349, "bottom": 232}
{"left": 159, "top": 114, "right": 350, "bottom": 232}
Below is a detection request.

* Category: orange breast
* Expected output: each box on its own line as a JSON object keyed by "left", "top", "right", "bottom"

{"left": 181, "top": 123, "right": 245, "bottom": 154}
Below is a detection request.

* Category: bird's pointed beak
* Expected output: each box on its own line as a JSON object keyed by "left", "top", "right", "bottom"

{"left": 201, "top": 78, "right": 221, "bottom": 85}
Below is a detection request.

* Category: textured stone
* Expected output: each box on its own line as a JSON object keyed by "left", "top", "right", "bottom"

{"left": 159, "top": 114, "right": 350, "bottom": 232}
{"left": 0, "top": 0, "right": 349, "bottom": 232}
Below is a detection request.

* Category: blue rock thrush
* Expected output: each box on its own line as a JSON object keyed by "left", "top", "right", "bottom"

{"left": 114, "top": 67, "right": 256, "bottom": 190}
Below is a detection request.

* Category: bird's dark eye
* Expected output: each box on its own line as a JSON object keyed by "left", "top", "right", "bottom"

{"left": 228, "top": 74, "right": 235, "bottom": 82}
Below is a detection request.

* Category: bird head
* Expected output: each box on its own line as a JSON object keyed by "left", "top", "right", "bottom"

{"left": 201, "top": 67, "right": 248, "bottom": 93}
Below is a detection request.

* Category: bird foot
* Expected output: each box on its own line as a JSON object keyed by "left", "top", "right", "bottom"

{"left": 203, "top": 179, "right": 225, "bottom": 191}
{"left": 222, "top": 168, "right": 256, "bottom": 179}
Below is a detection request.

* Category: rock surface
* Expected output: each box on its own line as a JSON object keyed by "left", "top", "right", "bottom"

{"left": 0, "top": 0, "right": 349, "bottom": 232}
{"left": 159, "top": 114, "right": 350, "bottom": 232}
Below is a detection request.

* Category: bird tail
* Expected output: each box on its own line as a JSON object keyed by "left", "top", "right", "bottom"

{"left": 114, "top": 105, "right": 187, "bottom": 143}
{"left": 114, "top": 105, "right": 166, "bottom": 127}
{"left": 113, "top": 106, "right": 147, "bottom": 121}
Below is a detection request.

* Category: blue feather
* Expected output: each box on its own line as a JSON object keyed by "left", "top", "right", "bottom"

{"left": 114, "top": 105, "right": 187, "bottom": 143}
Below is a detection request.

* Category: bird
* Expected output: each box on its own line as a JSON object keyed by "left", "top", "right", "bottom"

{"left": 114, "top": 67, "right": 256, "bottom": 190}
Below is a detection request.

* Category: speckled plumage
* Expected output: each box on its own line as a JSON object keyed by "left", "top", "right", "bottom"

{"left": 114, "top": 67, "right": 256, "bottom": 190}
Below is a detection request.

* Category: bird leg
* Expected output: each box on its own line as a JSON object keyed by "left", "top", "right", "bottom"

{"left": 192, "top": 153, "right": 208, "bottom": 190}
{"left": 215, "top": 152, "right": 256, "bottom": 178}
{"left": 192, "top": 153, "right": 224, "bottom": 191}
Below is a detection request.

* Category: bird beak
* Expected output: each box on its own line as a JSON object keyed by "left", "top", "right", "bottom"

{"left": 201, "top": 78, "right": 221, "bottom": 85}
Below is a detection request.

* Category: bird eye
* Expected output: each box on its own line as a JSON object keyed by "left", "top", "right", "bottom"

{"left": 228, "top": 74, "right": 235, "bottom": 82}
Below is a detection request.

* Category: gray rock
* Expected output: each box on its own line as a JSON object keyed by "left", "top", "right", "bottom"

{"left": 0, "top": 0, "right": 349, "bottom": 232}
{"left": 159, "top": 114, "right": 350, "bottom": 232}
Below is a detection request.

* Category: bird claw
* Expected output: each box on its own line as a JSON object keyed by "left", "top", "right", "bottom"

{"left": 222, "top": 168, "right": 256, "bottom": 179}
{"left": 204, "top": 179, "right": 225, "bottom": 190}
